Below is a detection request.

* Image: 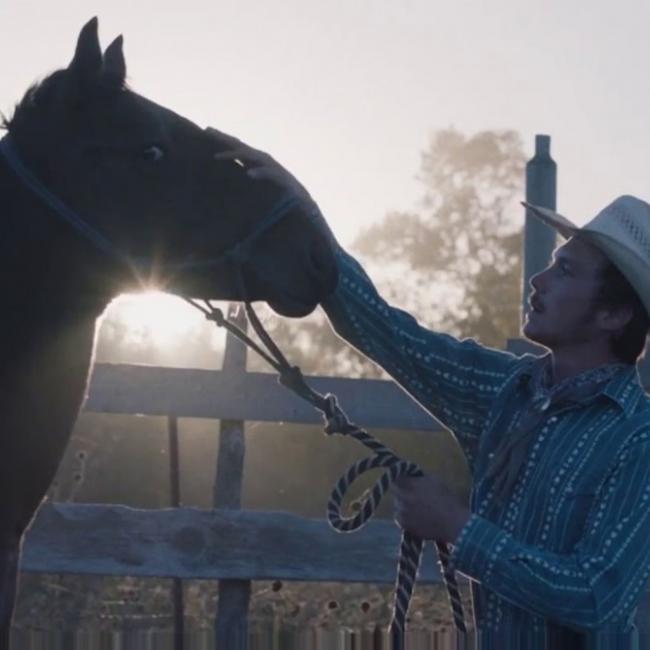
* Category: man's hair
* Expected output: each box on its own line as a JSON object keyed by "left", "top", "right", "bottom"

{"left": 593, "top": 261, "right": 650, "bottom": 364}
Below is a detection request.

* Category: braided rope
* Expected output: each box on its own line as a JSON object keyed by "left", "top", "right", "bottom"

{"left": 189, "top": 301, "right": 469, "bottom": 648}
{"left": 322, "top": 395, "right": 467, "bottom": 648}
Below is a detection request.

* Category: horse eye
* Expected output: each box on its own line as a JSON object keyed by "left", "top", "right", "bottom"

{"left": 142, "top": 145, "right": 165, "bottom": 162}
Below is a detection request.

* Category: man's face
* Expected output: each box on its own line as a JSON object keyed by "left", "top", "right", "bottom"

{"left": 523, "top": 237, "right": 611, "bottom": 350}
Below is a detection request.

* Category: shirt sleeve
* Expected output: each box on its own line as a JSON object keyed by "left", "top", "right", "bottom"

{"left": 321, "top": 247, "right": 522, "bottom": 475}
{"left": 449, "top": 434, "right": 650, "bottom": 629}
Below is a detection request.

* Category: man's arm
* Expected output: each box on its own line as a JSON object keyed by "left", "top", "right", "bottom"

{"left": 322, "top": 245, "right": 525, "bottom": 476}
{"left": 448, "top": 435, "right": 650, "bottom": 629}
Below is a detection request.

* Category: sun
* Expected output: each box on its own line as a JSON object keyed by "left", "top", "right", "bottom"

{"left": 102, "top": 291, "right": 226, "bottom": 349}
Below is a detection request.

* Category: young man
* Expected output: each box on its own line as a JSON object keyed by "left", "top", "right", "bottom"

{"left": 319, "top": 197, "right": 650, "bottom": 648}
{"left": 207, "top": 128, "right": 650, "bottom": 647}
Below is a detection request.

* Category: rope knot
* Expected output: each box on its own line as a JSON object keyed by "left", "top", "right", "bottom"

{"left": 205, "top": 308, "right": 226, "bottom": 327}
{"left": 323, "top": 394, "right": 354, "bottom": 436}
{"left": 278, "top": 365, "right": 305, "bottom": 393}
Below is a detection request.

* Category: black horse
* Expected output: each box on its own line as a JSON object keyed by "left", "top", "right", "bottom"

{"left": 0, "top": 18, "right": 337, "bottom": 642}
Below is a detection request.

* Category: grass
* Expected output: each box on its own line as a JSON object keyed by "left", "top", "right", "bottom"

{"left": 14, "top": 573, "right": 474, "bottom": 642}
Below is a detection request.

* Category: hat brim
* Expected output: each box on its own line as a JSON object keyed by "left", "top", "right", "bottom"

{"left": 522, "top": 201, "right": 650, "bottom": 318}
{"left": 521, "top": 202, "right": 578, "bottom": 239}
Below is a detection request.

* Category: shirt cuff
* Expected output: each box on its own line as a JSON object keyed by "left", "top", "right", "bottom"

{"left": 449, "top": 512, "right": 512, "bottom": 581}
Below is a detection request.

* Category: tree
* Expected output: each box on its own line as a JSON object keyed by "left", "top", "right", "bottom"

{"left": 262, "top": 127, "right": 526, "bottom": 377}
{"left": 353, "top": 128, "right": 525, "bottom": 349}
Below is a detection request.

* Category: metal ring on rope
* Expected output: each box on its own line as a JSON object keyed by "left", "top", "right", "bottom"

{"left": 187, "top": 298, "right": 469, "bottom": 649}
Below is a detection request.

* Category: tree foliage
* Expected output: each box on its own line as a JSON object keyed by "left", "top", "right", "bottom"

{"left": 353, "top": 128, "right": 525, "bottom": 349}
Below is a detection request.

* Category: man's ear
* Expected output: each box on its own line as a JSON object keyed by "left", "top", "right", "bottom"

{"left": 599, "top": 304, "right": 634, "bottom": 333}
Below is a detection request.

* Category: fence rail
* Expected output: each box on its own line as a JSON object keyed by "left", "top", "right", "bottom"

{"left": 22, "top": 503, "right": 443, "bottom": 584}
{"left": 83, "top": 363, "right": 445, "bottom": 431}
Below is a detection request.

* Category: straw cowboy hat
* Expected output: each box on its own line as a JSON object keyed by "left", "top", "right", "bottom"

{"left": 522, "top": 195, "right": 650, "bottom": 317}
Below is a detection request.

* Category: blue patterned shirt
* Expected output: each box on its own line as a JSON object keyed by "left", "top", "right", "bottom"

{"left": 321, "top": 248, "right": 650, "bottom": 647}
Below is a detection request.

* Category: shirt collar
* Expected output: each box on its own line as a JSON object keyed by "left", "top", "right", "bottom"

{"left": 517, "top": 354, "right": 641, "bottom": 417}
{"left": 601, "top": 364, "right": 645, "bottom": 417}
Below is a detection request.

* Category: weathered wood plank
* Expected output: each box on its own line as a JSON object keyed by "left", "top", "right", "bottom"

{"left": 21, "top": 503, "right": 444, "bottom": 584}
{"left": 167, "top": 415, "right": 185, "bottom": 649}
{"left": 214, "top": 305, "right": 251, "bottom": 649}
{"left": 84, "top": 364, "right": 444, "bottom": 431}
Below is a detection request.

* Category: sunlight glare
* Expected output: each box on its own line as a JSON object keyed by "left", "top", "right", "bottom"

{"left": 103, "top": 291, "right": 226, "bottom": 349}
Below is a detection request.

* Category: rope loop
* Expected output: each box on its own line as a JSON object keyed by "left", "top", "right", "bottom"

{"left": 327, "top": 449, "right": 415, "bottom": 532}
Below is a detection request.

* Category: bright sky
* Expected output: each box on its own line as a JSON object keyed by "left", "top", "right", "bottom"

{"left": 3, "top": 0, "right": 650, "bottom": 344}
{"left": 3, "top": 0, "right": 650, "bottom": 247}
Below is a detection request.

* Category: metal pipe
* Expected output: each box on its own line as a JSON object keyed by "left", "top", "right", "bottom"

{"left": 522, "top": 134, "right": 558, "bottom": 320}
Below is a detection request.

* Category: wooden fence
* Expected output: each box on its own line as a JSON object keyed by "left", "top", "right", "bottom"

{"left": 21, "top": 339, "right": 650, "bottom": 643}
{"left": 21, "top": 323, "right": 456, "bottom": 647}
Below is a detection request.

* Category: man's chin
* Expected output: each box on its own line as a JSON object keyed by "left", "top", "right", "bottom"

{"left": 522, "top": 319, "right": 545, "bottom": 347}
{"left": 523, "top": 327, "right": 555, "bottom": 354}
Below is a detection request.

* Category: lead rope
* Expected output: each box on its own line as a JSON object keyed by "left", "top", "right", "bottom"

{"left": 184, "top": 298, "right": 468, "bottom": 648}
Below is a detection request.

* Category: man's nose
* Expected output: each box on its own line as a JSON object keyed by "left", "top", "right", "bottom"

{"left": 530, "top": 268, "right": 547, "bottom": 293}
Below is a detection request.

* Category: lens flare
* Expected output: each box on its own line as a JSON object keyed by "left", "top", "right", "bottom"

{"left": 101, "top": 291, "right": 225, "bottom": 349}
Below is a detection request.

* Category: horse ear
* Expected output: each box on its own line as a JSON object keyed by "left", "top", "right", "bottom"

{"left": 103, "top": 35, "right": 126, "bottom": 87}
{"left": 69, "top": 17, "right": 102, "bottom": 81}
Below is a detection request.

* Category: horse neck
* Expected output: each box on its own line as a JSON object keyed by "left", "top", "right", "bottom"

{"left": 0, "top": 155, "right": 110, "bottom": 341}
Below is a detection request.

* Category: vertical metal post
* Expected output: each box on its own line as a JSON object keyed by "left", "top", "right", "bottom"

{"left": 168, "top": 415, "right": 185, "bottom": 650}
{"left": 214, "top": 303, "right": 250, "bottom": 650}
{"left": 522, "top": 134, "right": 558, "bottom": 320}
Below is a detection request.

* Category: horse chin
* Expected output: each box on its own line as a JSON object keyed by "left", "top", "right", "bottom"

{"left": 267, "top": 298, "right": 318, "bottom": 318}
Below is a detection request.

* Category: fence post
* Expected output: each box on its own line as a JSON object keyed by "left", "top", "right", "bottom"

{"left": 213, "top": 303, "right": 250, "bottom": 649}
{"left": 168, "top": 415, "right": 185, "bottom": 650}
{"left": 522, "top": 134, "right": 557, "bottom": 319}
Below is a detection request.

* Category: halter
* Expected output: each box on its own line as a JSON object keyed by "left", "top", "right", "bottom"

{"left": 1, "top": 133, "right": 469, "bottom": 647}
{"left": 0, "top": 134, "right": 303, "bottom": 274}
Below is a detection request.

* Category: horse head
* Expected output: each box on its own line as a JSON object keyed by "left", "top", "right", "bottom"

{"left": 2, "top": 17, "right": 337, "bottom": 317}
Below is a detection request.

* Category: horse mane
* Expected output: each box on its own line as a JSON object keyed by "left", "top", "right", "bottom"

{"left": 1, "top": 82, "right": 39, "bottom": 131}
{"left": 2, "top": 70, "right": 130, "bottom": 133}
{"left": 2, "top": 72, "right": 66, "bottom": 133}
